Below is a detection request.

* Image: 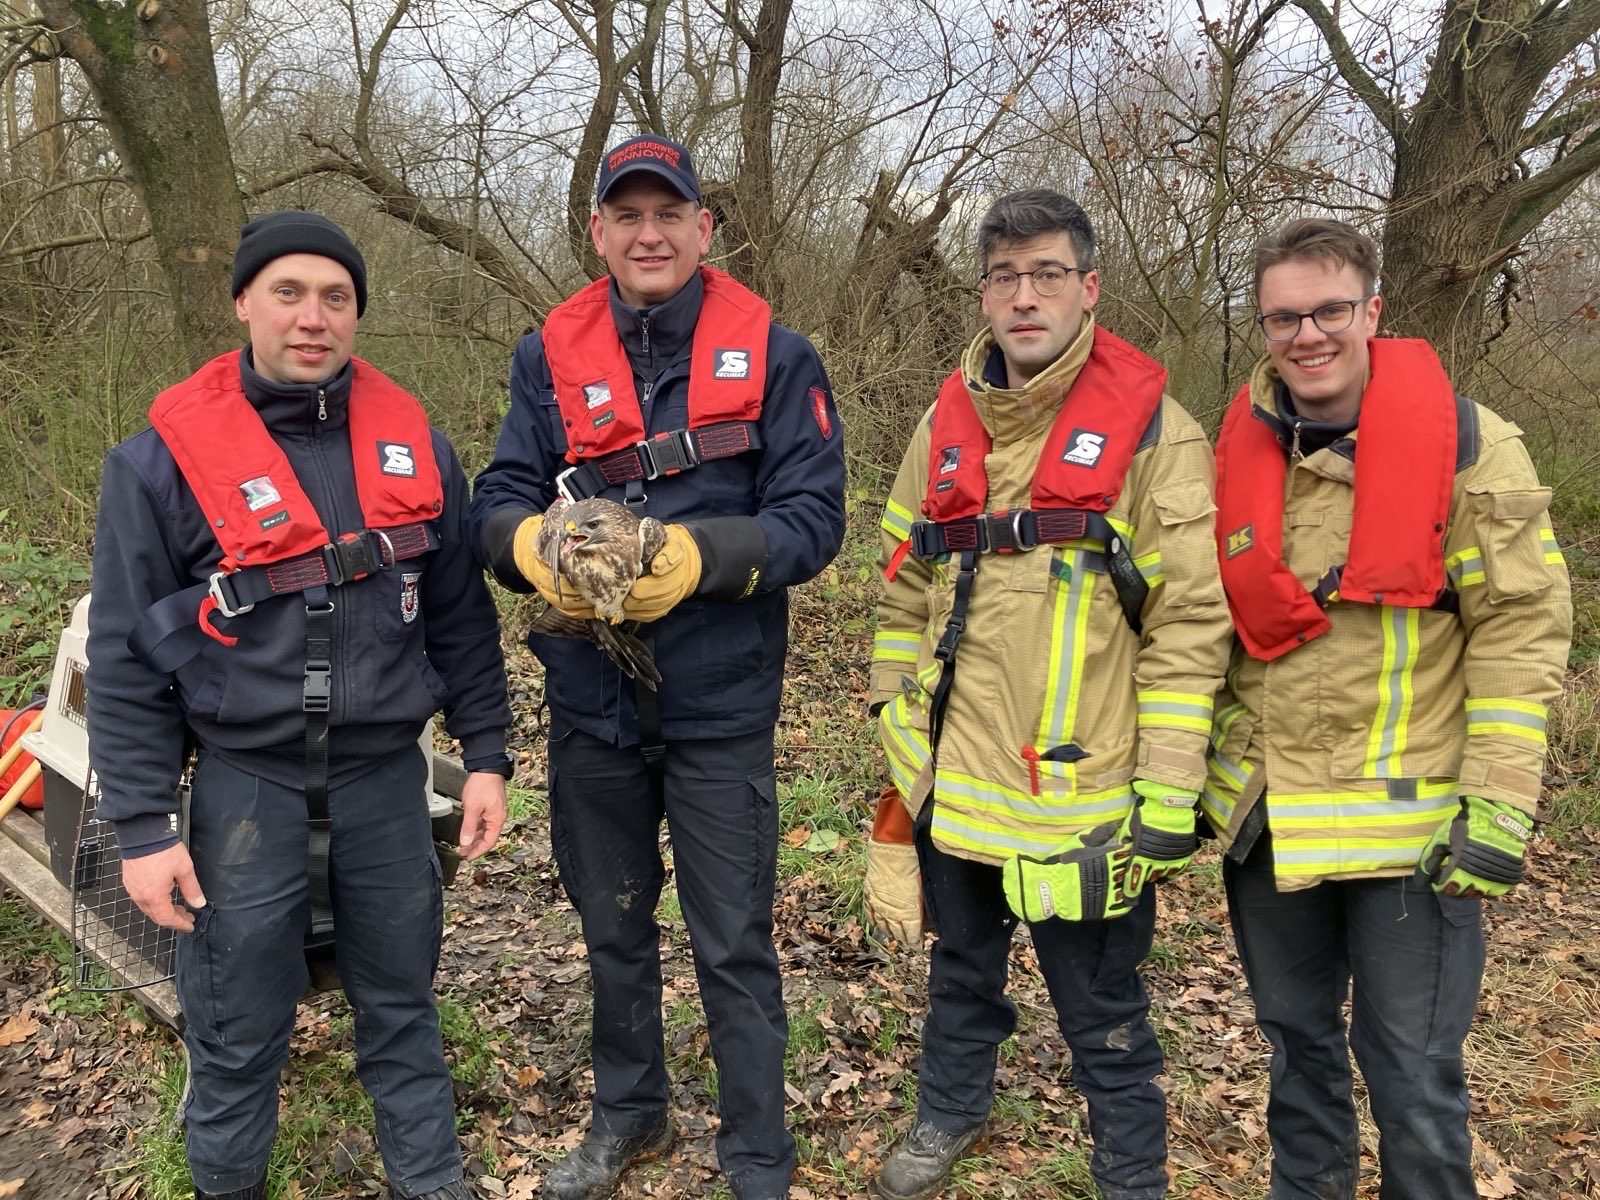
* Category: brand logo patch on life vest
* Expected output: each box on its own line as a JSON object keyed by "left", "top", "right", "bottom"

{"left": 714, "top": 349, "right": 751, "bottom": 380}
{"left": 938, "top": 446, "right": 962, "bottom": 475}
{"left": 593, "top": 410, "right": 616, "bottom": 430}
{"left": 260, "top": 510, "right": 290, "bottom": 531}
{"left": 400, "top": 570, "right": 421, "bottom": 624}
{"left": 582, "top": 382, "right": 611, "bottom": 410}
{"left": 809, "top": 387, "right": 833, "bottom": 440}
{"left": 1062, "top": 429, "right": 1107, "bottom": 467}
{"left": 239, "top": 475, "right": 281, "bottom": 512}
{"left": 1225, "top": 524, "right": 1254, "bottom": 558}
{"left": 379, "top": 442, "right": 417, "bottom": 478}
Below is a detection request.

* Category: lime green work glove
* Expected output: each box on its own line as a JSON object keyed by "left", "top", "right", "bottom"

{"left": 1120, "top": 779, "right": 1200, "bottom": 899}
{"left": 1002, "top": 822, "right": 1133, "bottom": 923}
{"left": 1421, "top": 795, "right": 1532, "bottom": 899}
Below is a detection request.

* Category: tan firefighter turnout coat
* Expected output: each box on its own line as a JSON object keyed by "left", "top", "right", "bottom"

{"left": 1204, "top": 356, "right": 1573, "bottom": 890}
{"left": 871, "top": 318, "right": 1234, "bottom": 867}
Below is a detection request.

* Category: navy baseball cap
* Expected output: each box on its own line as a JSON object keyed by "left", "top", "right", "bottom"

{"left": 596, "top": 135, "right": 702, "bottom": 205}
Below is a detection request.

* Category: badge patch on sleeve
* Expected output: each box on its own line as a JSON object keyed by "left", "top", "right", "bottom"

{"left": 379, "top": 442, "right": 417, "bottom": 477}
{"left": 809, "top": 387, "right": 834, "bottom": 440}
{"left": 1225, "top": 524, "right": 1254, "bottom": 558}
{"left": 400, "top": 571, "right": 421, "bottom": 623}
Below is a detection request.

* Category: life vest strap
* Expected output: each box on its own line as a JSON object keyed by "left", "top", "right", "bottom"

{"left": 1310, "top": 563, "right": 1460, "bottom": 615}
{"left": 556, "top": 421, "right": 763, "bottom": 501}
{"left": 907, "top": 508, "right": 1114, "bottom": 558}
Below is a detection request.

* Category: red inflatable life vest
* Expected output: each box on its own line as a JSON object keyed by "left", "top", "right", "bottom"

{"left": 148, "top": 353, "right": 442, "bottom": 644}
{"left": 542, "top": 266, "right": 770, "bottom": 463}
{"left": 1213, "top": 337, "right": 1455, "bottom": 662}
{"left": 920, "top": 325, "right": 1168, "bottom": 523}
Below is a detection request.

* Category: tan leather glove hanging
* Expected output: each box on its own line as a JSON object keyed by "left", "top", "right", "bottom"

{"left": 864, "top": 785, "right": 924, "bottom": 944}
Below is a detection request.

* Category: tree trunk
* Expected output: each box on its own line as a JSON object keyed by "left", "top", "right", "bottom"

{"left": 36, "top": 0, "right": 244, "bottom": 366}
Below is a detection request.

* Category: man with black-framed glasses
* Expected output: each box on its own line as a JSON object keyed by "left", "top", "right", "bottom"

{"left": 864, "top": 188, "right": 1231, "bottom": 1199}
{"left": 1208, "top": 217, "right": 1571, "bottom": 1198}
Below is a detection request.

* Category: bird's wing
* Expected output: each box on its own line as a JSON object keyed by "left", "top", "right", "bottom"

{"left": 638, "top": 517, "right": 668, "bottom": 572}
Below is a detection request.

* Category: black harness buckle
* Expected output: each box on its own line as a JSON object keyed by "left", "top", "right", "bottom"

{"left": 639, "top": 429, "right": 699, "bottom": 479}
{"left": 322, "top": 531, "right": 389, "bottom": 586}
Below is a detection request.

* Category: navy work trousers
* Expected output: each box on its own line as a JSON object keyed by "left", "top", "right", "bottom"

{"left": 547, "top": 725, "right": 794, "bottom": 1198}
{"left": 914, "top": 831, "right": 1169, "bottom": 1200}
{"left": 177, "top": 747, "right": 460, "bottom": 1196}
{"left": 1224, "top": 829, "right": 1485, "bottom": 1200}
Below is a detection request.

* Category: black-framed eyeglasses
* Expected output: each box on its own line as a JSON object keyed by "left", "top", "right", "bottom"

{"left": 980, "top": 265, "right": 1091, "bottom": 300}
{"left": 1256, "top": 297, "right": 1373, "bottom": 342}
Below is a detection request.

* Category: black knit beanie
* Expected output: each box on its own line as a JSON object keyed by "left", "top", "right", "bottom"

{"left": 231, "top": 210, "right": 368, "bottom": 316}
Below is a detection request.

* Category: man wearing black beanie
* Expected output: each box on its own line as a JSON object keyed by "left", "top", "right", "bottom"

{"left": 86, "top": 210, "right": 513, "bottom": 1200}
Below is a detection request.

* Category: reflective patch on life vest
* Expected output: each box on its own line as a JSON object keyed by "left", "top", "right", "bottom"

{"left": 714, "top": 348, "right": 751, "bottom": 379}
{"left": 1225, "top": 524, "right": 1254, "bottom": 558}
{"left": 379, "top": 442, "right": 417, "bottom": 478}
{"left": 239, "top": 476, "right": 281, "bottom": 512}
{"left": 1061, "top": 428, "right": 1107, "bottom": 467}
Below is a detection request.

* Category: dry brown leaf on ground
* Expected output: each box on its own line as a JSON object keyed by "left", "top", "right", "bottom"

{"left": 0, "top": 1011, "right": 38, "bottom": 1046}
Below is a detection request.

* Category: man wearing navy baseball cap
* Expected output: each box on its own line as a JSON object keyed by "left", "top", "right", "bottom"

{"left": 473, "top": 136, "right": 846, "bottom": 1200}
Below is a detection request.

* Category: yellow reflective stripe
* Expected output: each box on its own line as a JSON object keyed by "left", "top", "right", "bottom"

{"left": 1270, "top": 782, "right": 1458, "bottom": 805}
{"left": 935, "top": 772, "right": 1133, "bottom": 821}
{"left": 1363, "top": 607, "right": 1420, "bottom": 779}
{"left": 1200, "top": 752, "right": 1255, "bottom": 831}
{"left": 872, "top": 629, "right": 919, "bottom": 664}
{"left": 1210, "top": 702, "right": 1248, "bottom": 750}
{"left": 931, "top": 781, "right": 1136, "bottom": 857}
{"left": 1446, "top": 545, "right": 1484, "bottom": 589}
{"left": 878, "top": 696, "right": 931, "bottom": 797}
{"left": 1107, "top": 517, "right": 1135, "bottom": 540}
{"left": 1134, "top": 550, "right": 1163, "bottom": 588}
{"left": 1271, "top": 838, "right": 1435, "bottom": 875}
{"left": 1541, "top": 527, "right": 1565, "bottom": 566}
{"left": 1035, "top": 550, "right": 1094, "bottom": 759}
{"left": 881, "top": 498, "right": 914, "bottom": 540}
{"left": 1465, "top": 698, "right": 1548, "bottom": 744}
{"left": 1137, "top": 690, "right": 1213, "bottom": 733}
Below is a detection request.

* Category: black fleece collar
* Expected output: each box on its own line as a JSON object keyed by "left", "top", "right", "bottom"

{"left": 239, "top": 346, "right": 354, "bottom": 434}
{"left": 607, "top": 270, "right": 705, "bottom": 380}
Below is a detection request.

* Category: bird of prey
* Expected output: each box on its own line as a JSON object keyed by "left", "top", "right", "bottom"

{"left": 528, "top": 496, "right": 667, "bottom": 688}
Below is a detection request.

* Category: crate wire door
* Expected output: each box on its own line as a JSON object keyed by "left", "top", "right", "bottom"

{"left": 70, "top": 769, "right": 177, "bottom": 990}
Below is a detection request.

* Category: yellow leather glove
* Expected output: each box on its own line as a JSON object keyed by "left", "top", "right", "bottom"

{"left": 512, "top": 514, "right": 598, "bottom": 618}
{"left": 620, "top": 523, "right": 702, "bottom": 622}
{"left": 863, "top": 786, "right": 923, "bottom": 944}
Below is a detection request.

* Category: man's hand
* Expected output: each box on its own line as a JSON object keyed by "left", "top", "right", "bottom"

{"left": 513, "top": 513, "right": 599, "bottom": 618}
{"left": 864, "top": 786, "right": 922, "bottom": 944}
{"left": 1119, "top": 779, "right": 1200, "bottom": 899}
{"left": 620, "top": 524, "right": 702, "bottom": 622}
{"left": 1422, "top": 795, "right": 1532, "bottom": 900}
{"left": 458, "top": 771, "right": 508, "bottom": 861}
{"left": 121, "top": 843, "right": 206, "bottom": 932}
{"left": 1002, "top": 822, "right": 1133, "bottom": 923}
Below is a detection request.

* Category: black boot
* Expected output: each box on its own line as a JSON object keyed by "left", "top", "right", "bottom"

{"left": 541, "top": 1113, "right": 673, "bottom": 1200}
{"left": 873, "top": 1120, "right": 987, "bottom": 1200}
{"left": 195, "top": 1179, "right": 267, "bottom": 1200}
{"left": 407, "top": 1181, "right": 476, "bottom": 1200}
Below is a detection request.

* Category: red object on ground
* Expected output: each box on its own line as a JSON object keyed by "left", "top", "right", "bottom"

{"left": 0, "top": 709, "right": 44, "bottom": 810}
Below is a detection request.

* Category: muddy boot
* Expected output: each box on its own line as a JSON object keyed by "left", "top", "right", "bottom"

{"left": 408, "top": 1181, "right": 477, "bottom": 1200}
{"left": 541, "top": 1113, "right": 673, "bottom": 1200}
{"left": 873, "top": 1120, "right": 987, "bottom": 1200}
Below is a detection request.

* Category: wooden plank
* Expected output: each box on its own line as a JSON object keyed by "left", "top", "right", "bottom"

{"left": 1, "top": 808, "right": 51, "bottom": 871}
{"left": 431, "top": 752, "right": 468, "bottom": 801}
{"left": 0, "top": 835, "right": 181, "bottom": 1028}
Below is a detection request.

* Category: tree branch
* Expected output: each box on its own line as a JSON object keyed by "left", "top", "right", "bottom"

{"left": 1288, "top": 0, "right": 1405, "bottom": 139}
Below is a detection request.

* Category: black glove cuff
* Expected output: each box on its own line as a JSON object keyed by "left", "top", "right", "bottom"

{"left": 482, "top": 506, "right": 538, "bottom": 594}
{"left": 687, "top": 516, "right": 770, "bottom": 601}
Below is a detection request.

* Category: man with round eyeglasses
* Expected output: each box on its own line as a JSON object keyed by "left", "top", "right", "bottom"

{"left": 864, "top": 187, "right": 1232, "bottom": 1199}
{"left": 1207, "top": 217, "right": 1572, "bottom": 1198}
{"left": 470, "top": 134, "right": 844, "bottom": 1200}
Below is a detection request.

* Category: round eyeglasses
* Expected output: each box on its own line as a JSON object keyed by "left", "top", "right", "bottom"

{"left": 980, "top": 265, "right": 1091, "bottom": 300}
{"left": 1256, "top": 297, "right": 1373, "bottom": 342}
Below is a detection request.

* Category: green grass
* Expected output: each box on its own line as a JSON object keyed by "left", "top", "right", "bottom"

{"left": 505, "top": 785, "right": 546, "bottom": 822}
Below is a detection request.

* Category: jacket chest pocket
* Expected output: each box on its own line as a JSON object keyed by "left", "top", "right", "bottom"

{"left": 374, "top": 563, "right": 428, "bottom": 642}
{"left": 539, "top": 390, "right": 570, "bottom": 456}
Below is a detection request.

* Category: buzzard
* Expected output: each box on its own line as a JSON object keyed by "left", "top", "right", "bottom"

{"left": 529, "top": 496, "right": 666, "bottom": 688}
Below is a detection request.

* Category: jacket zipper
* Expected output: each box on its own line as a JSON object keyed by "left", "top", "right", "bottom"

{"left": 1290, "top": 419, "right": 1304, "bottom": 462}
{"left": 317, "top": 389, "right": 328, "bottom": 422}
{"left": 308, "top": 413, "right": 347, "bottom": 721}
